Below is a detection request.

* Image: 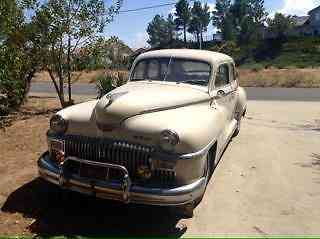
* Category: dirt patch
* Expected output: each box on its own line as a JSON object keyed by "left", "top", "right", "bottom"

{"left": 0, "top": 98, "right": 59, "bottom": 235}
{"left": 0, "top": 97, "right": 60, "bottom": 129}
{"left": 33, "top": 69, "right": 128, "bottom": 84}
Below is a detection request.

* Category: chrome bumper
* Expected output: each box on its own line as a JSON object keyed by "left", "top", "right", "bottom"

{"left": 38, "top": 152, "right": 206, "bottom": 206}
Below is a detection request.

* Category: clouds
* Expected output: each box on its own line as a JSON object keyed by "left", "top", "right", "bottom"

{"left": 279, "top": 0, "right": 320, "bottom": 16}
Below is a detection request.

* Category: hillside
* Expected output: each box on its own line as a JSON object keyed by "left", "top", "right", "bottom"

{"left": 239, "top": 37, "right": 320, "bottom": 69}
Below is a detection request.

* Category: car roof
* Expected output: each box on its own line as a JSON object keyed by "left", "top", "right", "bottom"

{"left": 136, "top": 49, "right": 234, "bottom": 66}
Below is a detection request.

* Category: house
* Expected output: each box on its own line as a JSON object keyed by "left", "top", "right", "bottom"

{"left": 288, "top": 5, "right": 320, "bottom": 36}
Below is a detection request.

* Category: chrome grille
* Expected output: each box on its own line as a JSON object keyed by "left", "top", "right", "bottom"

{"left": 63, "top": 135, "right": 152, "bottom": 180}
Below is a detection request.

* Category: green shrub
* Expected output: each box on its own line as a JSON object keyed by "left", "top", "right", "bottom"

{"left": 0, "top": 45, "right": 32, "bottom": 116}
{"left": 95, "top": 71, "right": 128, "bottom": 98}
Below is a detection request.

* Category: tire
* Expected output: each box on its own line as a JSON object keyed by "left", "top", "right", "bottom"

{"left": 233, "top": 113, "right": 242, "bottom": 137}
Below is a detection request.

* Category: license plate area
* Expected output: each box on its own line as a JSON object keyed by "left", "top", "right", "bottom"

{"left": 80, "top": 164, "right": 107, "bottom": 181}
{"left": 60, "top": 157, "right": 132, "bottom": 203}
{"left": 63, "top": 157, "right": 127, "bottom": 183}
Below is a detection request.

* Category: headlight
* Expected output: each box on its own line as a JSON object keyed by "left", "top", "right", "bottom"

{"left": 159, "top": 130, "right": 179, "bottom": 152}
{"left": 48, "top": 139, "right": 65, "bottom": 165}
{"left": 50, "top": 114, "right": 68, "bottom": 134}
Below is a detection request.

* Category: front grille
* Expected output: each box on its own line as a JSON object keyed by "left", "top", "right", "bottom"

{"left": 50, "top": 134, "right": 177, "bottom": 185}
{"left": 63, "top": 135, "right": 152, "bottom": 181}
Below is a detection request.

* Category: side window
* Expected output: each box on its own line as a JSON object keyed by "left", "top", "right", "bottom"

{"left": 147, "top": 60, "right": 159, "bottom": 80}
{"left": 132, "top": 61, "right": 146, "bottom": 79}
{"left": 215, "top": 64, "right": 230, "bottom": 87}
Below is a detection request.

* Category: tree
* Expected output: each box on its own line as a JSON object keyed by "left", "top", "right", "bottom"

{"left": 167, "top": 14, "right": 178, "bottom": 44}
{"left": 31, "top": 0, "right": 123, "bottom": 107}
{"left": 248, "top": 0, "right": 268, "bottom": 25}
{"left": 212, "top": 0, "right": 236, "bottom": 41}
{"left": 174, "top": 0, "right": 191, "bottom": 46}
{"left": 0, "top": 0, "right": 39, "bottom": 115}
{"left": 231, "top": 0, "right": 250, "bottom": 27}
{"left": 228, "top": 0, "right": 268, "bottom": 46}
{"left": 188, "top": 1, "right": 211, "bottom": 49}
{"left": 267, "top": 13, "right": 294, "bottom": 39}
{"left": 147, "top": 14, "right": 178, "bottom": 48}
{"left": 212, "top": 0, "right": 231, "bottom": 31}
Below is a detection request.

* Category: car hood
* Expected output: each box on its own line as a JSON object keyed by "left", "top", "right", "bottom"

{"left": 95, "top": 81, "right": 210, "bottom": 127}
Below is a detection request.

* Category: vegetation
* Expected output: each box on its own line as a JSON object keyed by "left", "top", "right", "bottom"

{"left": 0, "top": 0, "right": 124, "bottom": 111}
{"left": 0, "top": 0, "right": 39, "bottom": 116}
{"left": 174, "top": 0, "right": 191, "bottom": 46}
{"left": 96, "top": 71, "right": 129, "bottom": 98}
{"left": 188, "top": 1, "right": 211, "bottom": 48}
{"left": 74, "top": 36, "right": 133, "bottom": 71}
{"left": 147, "top": 14, "right": 180, "bottom": 48}
{"left": 239, "top": 68, "right": 320, "bottom": 88}
{"left": 145, "top": 0, "right": 320, "bottom": 71}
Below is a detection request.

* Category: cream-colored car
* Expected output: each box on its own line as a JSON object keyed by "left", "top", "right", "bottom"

{"left": 38, "top": 49, "right": 247, "bottom": 216}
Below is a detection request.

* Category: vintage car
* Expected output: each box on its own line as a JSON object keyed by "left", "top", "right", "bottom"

{"left": 38, "top": 49, "right": 247, "bottom": 216}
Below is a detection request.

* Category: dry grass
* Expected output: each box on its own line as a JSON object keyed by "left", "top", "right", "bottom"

{"left": 33, "top": 70, "right": 128, "bottom": 84}
{"left": 239, "top": 68, "right": 320, "bottom": 88}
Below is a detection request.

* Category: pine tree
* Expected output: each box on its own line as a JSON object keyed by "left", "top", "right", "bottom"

{"left": 174, "top": 0, "right": 191, "bottom": 46}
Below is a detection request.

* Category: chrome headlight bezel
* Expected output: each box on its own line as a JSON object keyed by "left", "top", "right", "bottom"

{"left": 159, "top": 130, "right": 180, "bottom": 152}
{"left": 50, "top": 114, "right": 68, "bottom": 134}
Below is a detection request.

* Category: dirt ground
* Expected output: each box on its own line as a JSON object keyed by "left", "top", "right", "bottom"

{"left": 0, "top": 97, "right": 319, "bottom": 237}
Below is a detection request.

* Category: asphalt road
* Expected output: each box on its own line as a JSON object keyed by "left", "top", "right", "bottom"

{"left": 30, "top": 82, "right": 320, "bottom": 101}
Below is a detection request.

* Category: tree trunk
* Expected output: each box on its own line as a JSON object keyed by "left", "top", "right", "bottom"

{"left": 67, "top": 35, "right": 73, "bottom": 105}
{"left": 196, "top": 32, "right": 200, "bottom": 48}
{"left": 183, "top": 24, "right": 187, "bottom": 47}
{"left": 23, "top": 68, "right": 36, "bottom": 100}
{"left": 47, "top": 69, "right": 66, "bottom": 108}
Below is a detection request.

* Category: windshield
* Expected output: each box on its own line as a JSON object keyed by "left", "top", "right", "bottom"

{"left": 131, "top": 57, "right": 211, "bottom": 86}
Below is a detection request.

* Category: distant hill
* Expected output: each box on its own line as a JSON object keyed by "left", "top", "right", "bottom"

{"left": 238, "top": 37, "right": 320, "bottom": 69}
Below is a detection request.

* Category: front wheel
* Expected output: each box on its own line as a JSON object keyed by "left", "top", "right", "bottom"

{"left": 233, "top": 110, "right": 245, "bottom": 137}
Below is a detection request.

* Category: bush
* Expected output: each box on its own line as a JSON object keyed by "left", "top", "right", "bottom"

{"left": 95, "top": 70, "right": 129, "bottom": 98}
{"left": 0, "top": 45, "right": 32, "bottom": 116}
{"left": 209, "top": 41, "right": 241, "bottom": 60}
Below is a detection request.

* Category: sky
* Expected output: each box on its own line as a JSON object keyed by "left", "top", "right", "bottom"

{"left": 104, "top": 0, "right": 320, "bottom": 49}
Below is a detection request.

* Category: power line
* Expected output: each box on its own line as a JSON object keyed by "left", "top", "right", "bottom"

{"left": 119, "top": 2, "right": 176, "bottom": 13}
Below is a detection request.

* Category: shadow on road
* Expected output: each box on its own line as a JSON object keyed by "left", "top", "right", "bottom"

{"left": 1, "top": 178, "right": 186, "bottom": 237}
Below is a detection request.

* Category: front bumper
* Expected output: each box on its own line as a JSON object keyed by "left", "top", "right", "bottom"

{"left": 38, "top": 152, "right": 206, "bottom": 206}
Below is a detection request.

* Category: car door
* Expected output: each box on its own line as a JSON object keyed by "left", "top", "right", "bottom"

{"left": 214, "top": 63, "right": 238, "bottom": 149}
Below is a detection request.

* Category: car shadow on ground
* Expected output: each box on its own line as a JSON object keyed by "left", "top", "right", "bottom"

{"left": 1, "top": 178, "right": 186, "bottom": 237}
